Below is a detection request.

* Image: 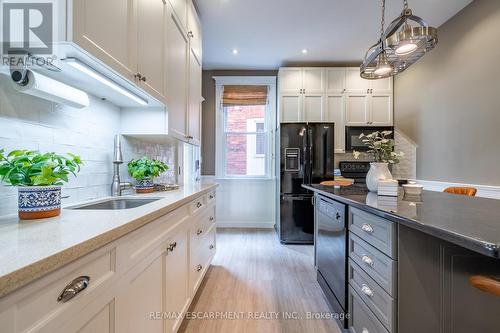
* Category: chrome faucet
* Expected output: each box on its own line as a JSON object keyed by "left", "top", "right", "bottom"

{"left": 111, "top": 135, "right": 133, "bottom": 196}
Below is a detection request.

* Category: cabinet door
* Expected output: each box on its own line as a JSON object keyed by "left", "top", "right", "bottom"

{"left": 302, "top": 68, "right": 325, "bottom": 94}
{"left": 168, "top": 0, "right": 188, "bottom": 30}
{"left": 188, "top": 49, "right": 202, "bottom": 145}
{"left": 345, "top": 94, "right": 370, "bottom": 126}
{"left": 72, "top": 0, "right": 137, "bottom": 81}
{"left": 370, "top": 94, "right": 393, "bottom": 126}
{"left": 303, "top": 94, "right": 325, "bottom": 122}
{"left": 326, "top": 95, "right": 345, "bottom": 153}
{"left": 370, "top": 77, "right": 393, "bottom": 94}
{"left": 187, "top": 1, "right": 202, "bottom": 63}
{"left": 120, "top": 254, "right": 164, "bottom": 333}
{"left": 326, "top": 68, "right": 346, "bottom": 94}
{"left": 346, "top": 67, "right": 370, "bottom": 93}
{"left": 166, "top": 6, "right": 189, "bottom": 140}
{"left": 164, "top": 230, "right": 190, "bottom": 333}
{"left": 279, "top": 68, "right": 303, "bottom": 94}
{"left": 137, "top": 0, "right": 167, "bottom": 102}
{"left": 280, "top": 94, "right": 303, "bottom": 122}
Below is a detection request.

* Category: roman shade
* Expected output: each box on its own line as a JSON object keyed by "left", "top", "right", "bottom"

{"left": 222, "top": 85, "right": 268, "bottom": 106}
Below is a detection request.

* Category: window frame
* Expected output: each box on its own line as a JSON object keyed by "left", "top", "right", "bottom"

{"left": 214, "top": 76, "right": 277, "bottom": 180}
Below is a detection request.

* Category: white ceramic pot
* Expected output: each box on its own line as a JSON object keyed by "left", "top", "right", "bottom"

{"left": 366, "top": 162, "right": 392, "bottom": 192}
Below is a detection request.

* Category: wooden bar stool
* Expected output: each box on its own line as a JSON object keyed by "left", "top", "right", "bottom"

{"left": 443, "top": 187, "right": 477, "bottom": 197}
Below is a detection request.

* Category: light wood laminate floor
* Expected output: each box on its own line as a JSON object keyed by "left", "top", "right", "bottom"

{"left": 178, "top": 228, "right": 341, "bottom": 333}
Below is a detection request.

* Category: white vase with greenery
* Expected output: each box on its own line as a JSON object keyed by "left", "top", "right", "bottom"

{"left": 354, "top": 131, "right": 404, "bottom": 192}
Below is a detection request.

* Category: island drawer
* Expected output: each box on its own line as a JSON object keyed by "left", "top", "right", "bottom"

{"left": 349, "top": 285, "right": 390, "bottom": 333}
{"left": 317, "top": 195, "right": 346, "bottom": 221}
{"left": 349, "top": 233, "right": 396, "bottom": 296}
{"left": 349, "top": 207, "right": 396, "bottom": 259}
{"left": 349, "top": 259, "right": 395, "bottom": 332}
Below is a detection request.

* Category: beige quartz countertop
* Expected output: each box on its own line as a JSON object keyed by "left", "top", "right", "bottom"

{"left": 0, "top": 183, "right": 218, "bottom": 298}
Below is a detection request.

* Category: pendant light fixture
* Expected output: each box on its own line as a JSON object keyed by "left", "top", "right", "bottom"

{"left": 361, "top": 0, "right": 438, "bottom": 79}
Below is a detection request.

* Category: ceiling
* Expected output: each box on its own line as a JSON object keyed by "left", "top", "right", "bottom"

{"left": 194, "top": 0, "right": 473, "bottom": 70}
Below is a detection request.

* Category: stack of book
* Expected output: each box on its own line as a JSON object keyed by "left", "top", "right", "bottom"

{"left": 378, "top": 179, "right": 399, "bottom": 197}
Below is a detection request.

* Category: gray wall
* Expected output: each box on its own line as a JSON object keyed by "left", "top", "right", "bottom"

{"left": 201, "top": 70, "right": 278, "bottom": 175}
{"left": 395, "top": 0, "right": 500, "bottom": 185}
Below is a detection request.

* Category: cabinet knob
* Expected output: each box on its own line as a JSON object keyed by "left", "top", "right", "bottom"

{"left": 57, "top": 276, "right": 90, "bottom": 303}
{"left": 134, "top": 73, "right": 142, "bottom": 80}
{"left": 361, "top": 284, "right": 374, "bottom": 298}
{"left": 361, "top": 223, "right": 374, "bottom": 233}
{"left": 140, "top": 76, "right": 147, "bottom": 82}
{"left": 361, "top": 255, "right": 374, "bottom": 266}
{"left": 209, "top": 244, "right": 215, "bottom": 250}
{"left": 168, "top": 242, "right": 177, "bottom": 252}
{"left": 209, "top": 216, "right": 214, "bottom": 221}
{"left": 188, "top": 31, "right": 194, "bottom": 38}
{"left": 196, "top": 202, "right": 202, "bottom": 208}
{"left": 197, "top": 229, "right": 203, "bottom": 235}
{"left": 196, "top": 264, "right": 203, "bottom": 272}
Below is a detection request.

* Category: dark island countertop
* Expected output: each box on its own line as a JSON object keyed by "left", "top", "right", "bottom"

{"left": 304, "top": 184, "right": 500, "bottom": 259}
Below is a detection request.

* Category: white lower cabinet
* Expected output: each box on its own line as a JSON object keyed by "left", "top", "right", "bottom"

{"left": 0, "top": 190, "right": 217, "bottom": 333}
{"left": 165, "top": 229, "right": 190, "bottom": 333}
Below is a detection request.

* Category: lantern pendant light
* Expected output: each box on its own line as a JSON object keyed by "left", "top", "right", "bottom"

{"left": 361, "top": 0, "right": 438, "bottom": 80}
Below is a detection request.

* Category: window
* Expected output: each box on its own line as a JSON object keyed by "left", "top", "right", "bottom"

{"left": 215, "top": 77, "right": 276, "bottom": 179}
{"left": 223, "top": 106, "right": 266, "bottom": 176}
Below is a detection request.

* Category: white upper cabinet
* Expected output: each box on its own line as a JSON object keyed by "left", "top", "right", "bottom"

{"left": 72, "top": 0, "right": 137, "bottom": 81}
{"left": 303, "top": 95, "right": 325, "bottom": 122}
{"left": 279, "top": 68, "right": 303, "bottom": 94}
{"left": 346, "top": 67, "right": 370, "bottom": 93}
{"left": 326, "top": 95, "right": 346, "bottom": 153}
{"left": 137, "top": 0, "right": 167, "bottom": 102}
{"left": 166, "top": 4, "right": 189, "bottom": 140}
{"left": 370, "top": 76, "right": 393, "bottom": 93}
{"left": 187, "top": 1, "right": 203, "bottom": 63}
{"left": 280, "top": 94, "right": 303, "bottom": 122}
{"left": 188, "top": 49, "right": 202, "bottom": 145}
{"left": 370, "top": 94, "right": 393, "bottom": 126}
{"left": 169, "top": 0, "right": 188, "bottom": 30}
{"left": 345, "top": 94, "right": 370, "bottom": 125}
{"left": 326, "top": 68, "right": 346, "bottom": 94}
{"left": 302, "top": 68, "right": 325, "bottom": 94}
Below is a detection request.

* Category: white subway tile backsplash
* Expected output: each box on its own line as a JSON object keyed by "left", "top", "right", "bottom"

{"left": 0, "top": 77, "right": 178, "bottom": 217}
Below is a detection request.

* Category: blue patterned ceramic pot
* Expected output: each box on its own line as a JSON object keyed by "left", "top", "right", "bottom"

{"left": 18, "top": 186, "right": 62, "bottom": 220}
{"left": 135, "top": 178, "right": 154, "bottom": 193}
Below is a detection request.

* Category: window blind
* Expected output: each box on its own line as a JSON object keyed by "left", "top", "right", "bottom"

{"left": 222, "top": 85, "right": 268, "bottom": 106}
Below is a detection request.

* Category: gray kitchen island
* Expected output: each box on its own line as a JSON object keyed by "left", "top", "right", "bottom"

{"left": 304, "top": 184, "right": 500, "bottom": 333}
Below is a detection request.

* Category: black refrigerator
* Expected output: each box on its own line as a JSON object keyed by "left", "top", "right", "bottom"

{"left": 277, "top": 123, "right": 335, "bottom": 244}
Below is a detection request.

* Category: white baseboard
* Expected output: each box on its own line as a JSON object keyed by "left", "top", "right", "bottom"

{"left": 216, "top": 221, "right": 275, "bottom": 228}
{"left": 417, "top": 179, "right": 500, "bottom": 200}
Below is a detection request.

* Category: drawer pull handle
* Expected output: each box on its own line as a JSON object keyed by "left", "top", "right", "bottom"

{"left": 196, "top": 264, "right": 203, "bottom": 272}
{"left": 361, "top": 223, "right": 374, "bottom": 233}
{"left": 209, "top": 244, "right": 215, "bottom": 250}
{"left": 197, "top": 229, "right": 203, "bottom": 235}
{"left": 361, "top": 255, "right": 374, "bottom": 266}
{"left": 361, "top": 284, "right": 374, "bottom": 298}
{"left": 362, "top": 329, "right": 369, "bottom": 333}
{"left": 209, "top": 194, "right": 215, "bottom": 199}
{"left": 167, "top": 242, "right": 177, "bottom": 252}
{"left": 209, "top": 216, "right": 214, "bottom": 222}
{"left": 335, "top": 212, "right": 341, "bottom": 220}
{"left": 469, "top": 275, "right": 500, "bottom": 297}
{"left": 57, "top": 276, "right": 90, "bottom": 303}
{"left": 196, "top": 202, "right": 202, "bottom": 208}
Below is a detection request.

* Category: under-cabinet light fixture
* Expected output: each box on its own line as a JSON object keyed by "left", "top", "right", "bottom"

{"left": 64, "top": 58, "right": 148, "bottom": 106}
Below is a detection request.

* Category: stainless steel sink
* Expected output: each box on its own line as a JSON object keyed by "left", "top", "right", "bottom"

{"left": 69, "top": 198, "right": 161, "bottom": 210}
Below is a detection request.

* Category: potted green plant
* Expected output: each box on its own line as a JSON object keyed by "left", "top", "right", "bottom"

{"left": 127, "top": 157, "right": 168, "bottom": 193}
{"left": 353, "top": 131, "right": 404, "bottom": 192}
{"left": 0, "top": 149, "right": 83, "bottom": 220}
